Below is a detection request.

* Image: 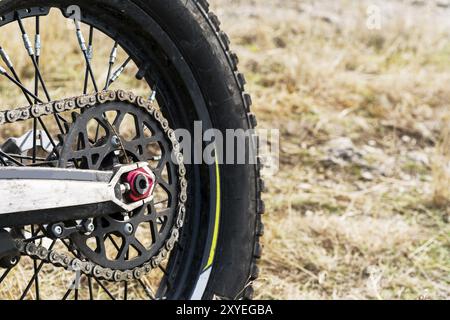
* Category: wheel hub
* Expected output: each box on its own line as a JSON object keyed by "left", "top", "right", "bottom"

{"left": 123, "top": 167, "right": 155, "bottom": 202}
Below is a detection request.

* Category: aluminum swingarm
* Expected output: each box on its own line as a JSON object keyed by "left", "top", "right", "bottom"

{"left": 0, "top": 162, "right": 155, "bottom": 228}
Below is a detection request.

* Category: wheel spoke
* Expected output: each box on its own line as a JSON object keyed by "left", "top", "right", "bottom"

{"left": 0, "top": 45, "right": 41, "bottom": 105}
{"left": 16, "top": 15, "right": 66, "bottom": 134}
{"left": 37, "top": 118, "right": 59, "bottom": 156}
{"left": 0, "top": 267, "right": 12, "bottom": 284}
{"left": 88, "top": 276, "right": 94, "bottom": 300}
{"left": 105, "top": 41, "right": 118, "bottom": 90}
{"left": 83, "top": 26, "right": 94, "bottom": 94}
{"left": 31, "top": 225, "right": 40, "bottom": 300}
{"left": 0, "top": 150, "right": 25, "bottom": 166}
{"left": 23, "top": 234, "right": 46, "bottom": 242}
{"left": 155, "top": 264, "right": 172, "bottom": 298}
{"left": 123, "top": 281, "right": 128, "bottom": 300}
{"left": 16, "top": 15, "right": 50, "bottom": 102}
{"left": 107, "top": 234, "right": 121, "bottom": 251}
{"left": 0, "top": 67, "right": 43, "bottom": 103}
{"left": 106, "top": 57, "right": 132, "bottom": 89}
{"left": 62, "top": 284, "right": 72, "bottom": 300}
{"left": 95, "top": 40, "right": 119, "bottom": 139}
{"left": 92, "top": 277, "right": 115, "bottom": 300}
{"left": 74, "top": 20, "right": 98, "bottom": 92}
{"left": 32, "top": 118, "right": 37, "bottom": 163}
{"left": 7, "top": 154, "right": 47, "bottom": 162}
{"left": 32, "top": 16, "right": 41, "bottom": 163}
{"left": 138, "top": 279, "right": 156, "bottom": 300}
{"left": 123, "top": 251, "right": 129, "bottom": 300}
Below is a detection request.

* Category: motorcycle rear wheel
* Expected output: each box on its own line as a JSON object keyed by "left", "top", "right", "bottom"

{"left": 0, "top": 0, "right": 264, "bottom": 300}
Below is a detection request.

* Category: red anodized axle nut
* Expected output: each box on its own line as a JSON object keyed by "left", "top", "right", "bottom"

{"left": 123, "top": 167, "right": 155, "bottom": 202}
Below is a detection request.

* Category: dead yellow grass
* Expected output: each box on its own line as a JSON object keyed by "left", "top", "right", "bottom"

{"left": 0, "top": 0, "right": 448, "bottom": 300}
{"left": 209, "top": 0, "right": 450, "bottom": 299}
{"left": 432, "top": 117, "right": 450, "bottom": 207}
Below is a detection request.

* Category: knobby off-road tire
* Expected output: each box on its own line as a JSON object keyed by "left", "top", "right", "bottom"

{"left": 0, "top": 0, "right": 264, "bottom": 299}
{"left": 181, "top": 0, "right": 265, "bottom": 300}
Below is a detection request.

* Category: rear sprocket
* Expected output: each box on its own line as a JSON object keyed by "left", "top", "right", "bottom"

{"left": 57, "top": 95, "right": 181, "bottom": 271}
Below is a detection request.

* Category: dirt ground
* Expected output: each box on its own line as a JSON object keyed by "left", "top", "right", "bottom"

{"left": 209, "top": 0, "right": 450, "bottom": 299}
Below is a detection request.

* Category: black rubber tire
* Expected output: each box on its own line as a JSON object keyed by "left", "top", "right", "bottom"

{"left": 134, "top": 0, "right": 265, "bottom": 300}
{"left": 0, "top": 0, "right": 264, "bottom": 300}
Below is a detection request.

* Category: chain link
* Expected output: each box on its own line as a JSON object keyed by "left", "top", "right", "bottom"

{"left": 2, "top": 89, "right": 187, "bottom": 282}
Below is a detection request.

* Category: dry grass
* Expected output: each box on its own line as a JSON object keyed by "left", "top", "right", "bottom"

{"left": 0, "top": 0, "right": 448, "bottom": 300}
{"left": 432, "top": 117, "right": 450, "bottom": 207}
{"left": 209, "top": 0, "right": 450, "bottom": 299}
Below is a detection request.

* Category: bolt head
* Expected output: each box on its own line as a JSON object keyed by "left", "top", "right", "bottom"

{"left": 53, "top": 225, "right": 63, "bottom": 236}
{"left": 111, "top": 135, "right": 121, "bottom": 148}
{"left": 134, "top": 174, "right": 150, "bottom": 195}
{"left": 87, "top": 223, "right": 95, "bottom": 232}
{"left": 124, "top": 223, "right": 134, "bottom": 235}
